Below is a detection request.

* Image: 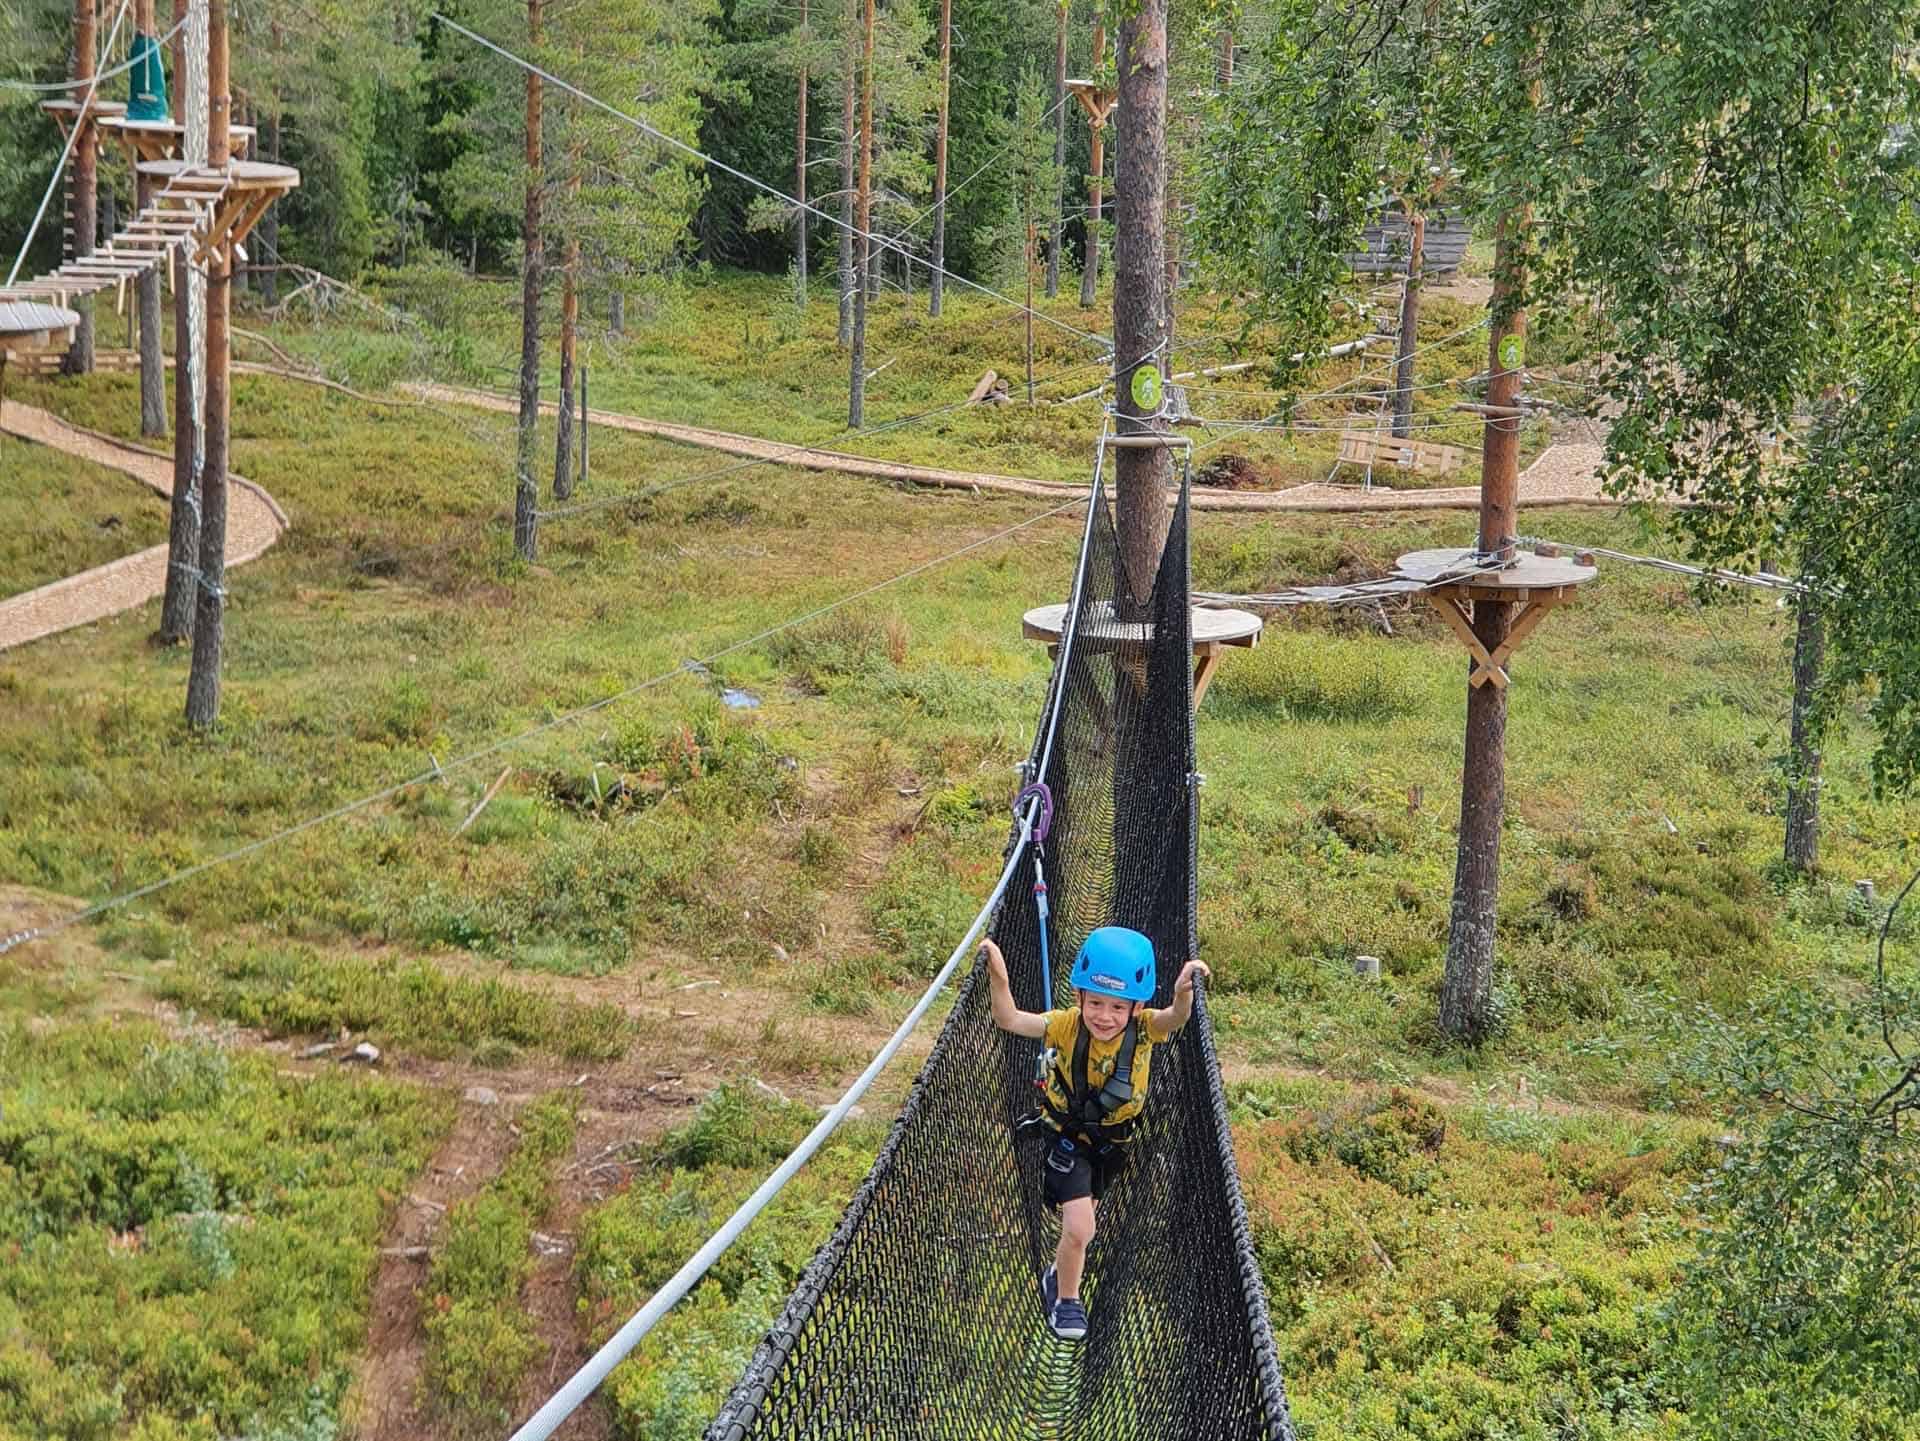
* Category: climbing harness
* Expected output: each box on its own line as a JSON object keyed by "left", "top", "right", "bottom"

{"left": 1041, "top": 1014, "right": 1142, "bottom": 1142}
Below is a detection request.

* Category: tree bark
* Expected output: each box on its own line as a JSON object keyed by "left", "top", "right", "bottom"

{"left": 848, "top": 0, "right": 875, "bottom": 427}
{"left": 1784, "top": 579, "right": 1824, "bottom": 873}
{"left": 554, "top": 132, "right": 580, "bottom": 502}
{"left": 795, "top": 0, "right": 809, "bottom": 307}
{"left": 514, "top": 0, "right": 543, "bottom": 562}
{"left": 66, "top": 0, "right": 97, "bottom": 376}
{"left": 136, "top": 164, "right": 164, "bottom": 435}
{"left": 1047, "top": 2, "right": 1066, "bottom": 299}
{"left": 837, "top": 26, "right": 856, "bottom": 348}
{"left": 1113, "top": 0, "right": 1170, "bottom": 611}
{"left": 258, "top": 29, "right": 281, "bottom": 307}
{"left": 1392, "top": 209, "right": 1424, "bottom": 438}
{"left": 1438, "top": 212, "right": 1527, "bottom": 1043}
{"left": 158, "top": 0, "right": 196, "bottom": 644}
{"left": 608, "top": 289, "right": 624, "bottom": 333}
{"left": 185, "top": 0, "right": 234, "bottom": 729}
{"left": 929, "top": 0, "right": 951, "bottom": 316}
{"left": 1079, "top": 23, "right": 1106, "bottom": 311}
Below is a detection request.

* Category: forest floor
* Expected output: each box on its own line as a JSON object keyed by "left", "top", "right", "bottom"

{"left": 2, "top": 268, "right": 1912, "bottom": 1440}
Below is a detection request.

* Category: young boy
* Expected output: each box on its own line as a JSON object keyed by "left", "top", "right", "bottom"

{"left": 982, "top": 926, "right": 1211, "bottom": 1341}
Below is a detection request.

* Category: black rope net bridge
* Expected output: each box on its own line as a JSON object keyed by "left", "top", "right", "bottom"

{"left": 708, "top": 473, "right": 1295, "bottom": 1440}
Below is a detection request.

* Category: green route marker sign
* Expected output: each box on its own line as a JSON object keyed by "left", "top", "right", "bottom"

{"left": 1130, "top": 364, "right": 1162, "bottom": 411}
{"left": 1498, "top": 333, "right": 1525, "bottom": 372}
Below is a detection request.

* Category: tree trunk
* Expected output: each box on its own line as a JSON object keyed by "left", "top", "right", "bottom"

{"left": 837, "top": 28, "right": 855, "bottom": 348}
{"left": 158, "top": 0, "right": 196, "bottom": 644}
{"left": 515, "top": 0, "right": 543, "bottom": 563}
{"left": 608, "top": 289, "right": 624, "bottom": 333}
{"left": 1047, "top": 2, "right": 1066, "bottom": 299}
{"left": 848, "top": 0, "right": 875, "bottom": 427}
{"left": 1112, "top": 0, "right": 1170, "bottom": 611}
{"left": 258, "top": 99, "right": 280, "bottom": 305}
{"left": 66, "top": 0, "right": 97, "bottom": 376}
{"left": 185, "top": 1, "right": 233, "bottom": 730}
{"left": 1392, "top": 210, "right": 1424, "bottom": 438}
{"left": 554, "top": 235, "right": 577, "bottom": 502}
{"left": 1437, "top": 212, "right": 1527, "bottom": 1043}
{"left": 137, "top": 167, "right": 164, "bottom": 435}
{"left": 1784, "top": 580, "right": 1824, "bottom": 873}
{"left": 929, "top": 0, "right": 951, "bottom": 317}
{"left": 795, "top": 0, "right": 809, "bottom": 307}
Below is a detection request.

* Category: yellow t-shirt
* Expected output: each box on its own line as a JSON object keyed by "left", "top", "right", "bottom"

{"left": 1039, "top": 1006, "right": 1171, "bottom": 1136}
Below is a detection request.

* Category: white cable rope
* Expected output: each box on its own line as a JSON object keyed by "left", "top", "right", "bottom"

{"left": 0, "top": 11, "right": 188, "bottom": 91}
{"left": 430, "top": 13, "right": 1114, "bottom": 353}
{"left": 882, "top": 93, "right": 1070, "bottom": 249}
{"left": 4, "top": 0, "right": 133, "bottom": 287}
{"left": 0, "top": 494, "right": 1086, "bottom": 960}
{"left": 1517, "top": 537, "right": 1808, "bottom": 594}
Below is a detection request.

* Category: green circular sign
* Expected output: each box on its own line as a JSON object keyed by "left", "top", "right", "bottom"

{"left": 1129, "top": 364, "right": 1163, "bottom": 411}
{"left": 1498, "top": 334, "right": 1525, "bottom": 371}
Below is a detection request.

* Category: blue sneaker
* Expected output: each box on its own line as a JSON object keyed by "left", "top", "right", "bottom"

{"left": 1049, "top": 1296, "right": 1089, "bottom": 1341}
{"left": 1039, "top": 1264, "right": 1058, "bottom": 1316}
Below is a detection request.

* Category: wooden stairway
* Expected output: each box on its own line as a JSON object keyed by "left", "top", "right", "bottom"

{"left": 0, "top": 167, "right": 233, "bottom": 306}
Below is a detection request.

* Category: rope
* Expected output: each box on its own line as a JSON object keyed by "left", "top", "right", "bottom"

{"left": 0, "top": 495, "right": 1085, "bottom": 960}
{"left": 4, "top": 0, "right": 134, "bottom": 288}
{"left": 430, "top": 13, "right": 1113, "bottom": 353}
{"left": 1518, "top": 537, "right": 1809, "bottom": 594}
{"left": 0, "top": 12, "right": 190, "bottom": 91}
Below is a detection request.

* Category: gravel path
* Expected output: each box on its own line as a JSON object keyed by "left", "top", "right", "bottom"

{"left": 0, "top": 400, "right": 287, "bottom": 653}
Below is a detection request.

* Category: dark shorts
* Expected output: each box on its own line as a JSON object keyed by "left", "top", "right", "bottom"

{"left": 1041, "top": 1132, "right": 1130, "bottom": 1207}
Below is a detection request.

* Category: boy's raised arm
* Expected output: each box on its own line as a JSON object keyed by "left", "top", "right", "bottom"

{"left": 1149, "top": 959, "right": 1212, "bottom": 1036}
{"left": 982, "top": 939, "right": 1049, "bottom": 1038}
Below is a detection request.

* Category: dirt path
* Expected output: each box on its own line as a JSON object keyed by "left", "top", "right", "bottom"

{"left": 0, "top": 399, "right": 287, "bottom": 653}
{"left": 406, "top": 379, "right": 1625, "bottom": 515}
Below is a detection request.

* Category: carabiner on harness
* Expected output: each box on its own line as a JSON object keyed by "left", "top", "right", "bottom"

{"left": 1014, "top": 782, "right": 1055, "bottom": 1003}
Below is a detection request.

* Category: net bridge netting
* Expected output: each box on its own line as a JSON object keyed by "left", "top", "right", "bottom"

{"left": 706, "top": 467, "right": 1296, "bottom": 1441}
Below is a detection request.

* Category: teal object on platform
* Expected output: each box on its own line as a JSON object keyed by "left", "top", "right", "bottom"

{"left": 127, "top": 34, "right": 168, "bottom": 123}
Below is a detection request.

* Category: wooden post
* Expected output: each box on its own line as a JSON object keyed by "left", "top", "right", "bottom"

{"left": 1218, "top": 24, "right": 1234, "bottom": 87}
{"left": 795, "top": 0, "right": 809, "bottom": 307}
{"left": 514, "top": 0, "right": 542, "bottom": 562}
{"left": 258, "top": 21, "right": 281, "bottom": 304}
{"left": 578, "top": 362, "right": 588, "bottom": 488}
{"left": 1392, "top": 208, "right": 1424, "bottom": 438}
{"left": 134, "top": 0, "right": 165, "bottom": 436}
{"left": 1026, "top": 215, "right": 1036, "bottom": 403}
{"left": 847, "top": 0, "right": 875, "bottom": 427}
{"left": 836, "top": 21, "right": 855, "bottom": 347}
{"left": 159, "top": 0, "right": 196, "bottom": 642}
{"left": 1047, "top": 1, "right": 1067, "bottom": 299}
{"left": 1784, "top": 576, "right": 1824, "bottom": 873}
{"left": 1113, "top": 0, "right": 1170, "bottom": 609}
{"left": 1078, "top": 22, "right": 1106, "bottom": 311}
{"left": 185, "top": 0, "right": 233, "bottom": 728}
{"left": 929, "top": 0, "right": 952, "bottom": 316}
{"left": 66, "top": 0, "right": 98, "bottom": 375}
{"left": 1437, "top": 209, "right": 1527, "bottom": 1041}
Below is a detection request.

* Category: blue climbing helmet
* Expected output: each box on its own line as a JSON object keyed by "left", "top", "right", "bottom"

{"left": 1069, "top": 926, "right": 1156, "bottom": 1003}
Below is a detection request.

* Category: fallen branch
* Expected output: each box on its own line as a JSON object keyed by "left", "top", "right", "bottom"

{"left": 454, "top": 767, "right": 513, "bottom": 837}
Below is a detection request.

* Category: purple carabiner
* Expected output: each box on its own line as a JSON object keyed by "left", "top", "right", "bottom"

{"left": 1014, "top": 780, "right": 1054, "bottom": 847}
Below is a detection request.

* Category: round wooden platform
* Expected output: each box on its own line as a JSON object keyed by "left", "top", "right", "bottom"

{"left": 1022, "top": 601, "right": 1262, "bottom": 706}
{"left": 1022, "top": 601, "right": 1264, "bottom": 649}
{"left": 102, "top": 117, "right": 255, "bottom": 161}
{"left": 39, "top": 98, "right": 126, "bottom": 120}
{"left": 1395, "top": 546, "right": 1597, "bottom": 596}
{"left": 136, "top": 159, "right": 297, "bottom": 188}
{"left": 0, "top": 302, "right": 80, "bottom": 354}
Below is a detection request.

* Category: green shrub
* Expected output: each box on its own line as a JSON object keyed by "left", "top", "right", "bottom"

{"left": 655, "top": 1083, "right": 818, "bottom": 1173}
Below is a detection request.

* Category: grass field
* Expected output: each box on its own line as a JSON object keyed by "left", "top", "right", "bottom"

{"left": 2, "top": 267, "right": 1914, "bottom": 1438}
{"left": 0, "top": 433, "right": 170, "bottom": 600}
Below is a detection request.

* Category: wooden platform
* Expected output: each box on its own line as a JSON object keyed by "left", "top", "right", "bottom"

{"left": 0, "top": 302, "right": 80, "bottom": 356}
{"left": 136, "top": 160, "right": 300, "bottom": 261}
{"left": 102, "top": 116, "right": 256, "bottom": 164}
{"left": 1022, "top": 601, "right": 1263, "bottom": 706}
{"left": 38, "top": 97, "right": 126, "bottom": 151}
{"left": 1397, "top": 547, "right": 1597, "bottom": 690}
